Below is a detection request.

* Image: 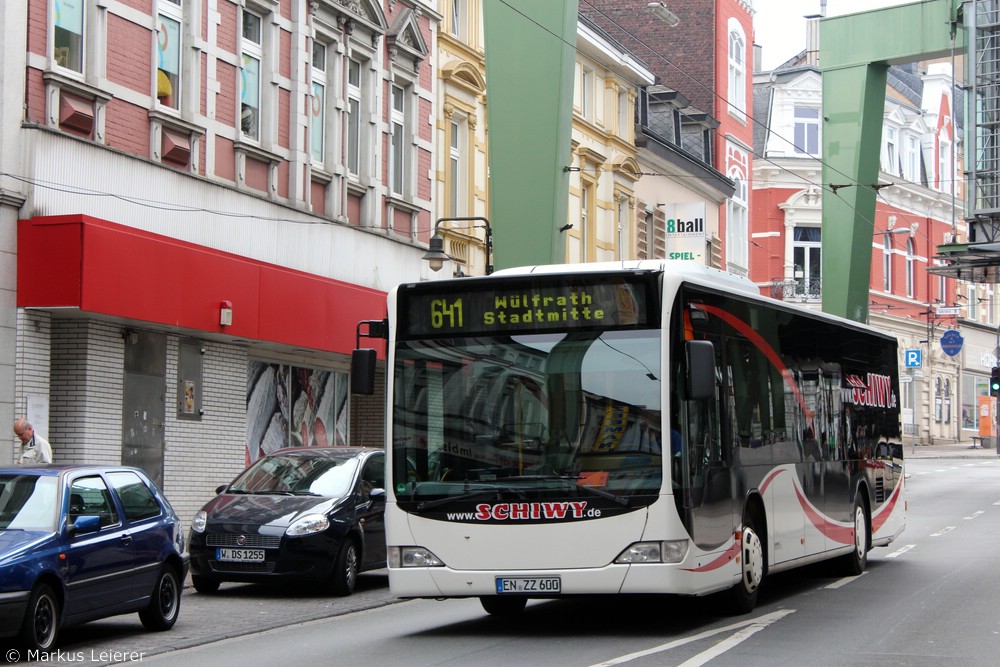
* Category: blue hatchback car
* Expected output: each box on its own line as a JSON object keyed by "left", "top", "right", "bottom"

{"left": 0, "top": 465, "right": 189, "bottom": 651}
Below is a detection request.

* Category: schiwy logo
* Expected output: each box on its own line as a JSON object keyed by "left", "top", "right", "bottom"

{"left": 844, "top": 373, "right": 895, "bottom": 408}
{"left": 475, "top": 501, "right": 590, "bottom": 521}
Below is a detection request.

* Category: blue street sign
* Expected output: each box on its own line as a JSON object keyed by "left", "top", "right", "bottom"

{"left": 904, "top": 349, "right": 922, "bottom": 367}
{"left": 940, "top": 329, "right": 964, "bottom": 357}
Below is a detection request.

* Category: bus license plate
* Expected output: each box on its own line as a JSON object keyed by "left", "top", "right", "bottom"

{"left": 216, "top": 547, "right": 265, "bottom": 562}
{"left": 495, "top": 577, "right": 561, "bottom": 594}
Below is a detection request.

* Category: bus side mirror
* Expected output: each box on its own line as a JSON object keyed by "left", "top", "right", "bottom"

{"left": 686, "top": 340, "right": 715, "bottom": 400}
{"left": 351, "top": 348, "right": 377, "bottom": 395}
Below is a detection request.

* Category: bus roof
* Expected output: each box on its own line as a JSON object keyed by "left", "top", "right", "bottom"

{"left": 486, "top": 260, "right": 893, "bottom": 341}
{"left": 491, "top": 260, "right": 761, "bottom": 297}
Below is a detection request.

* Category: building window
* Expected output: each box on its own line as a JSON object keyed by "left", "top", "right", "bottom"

{"left": 883, "top": 235, "right": 893, "bottom": 292}
{"left": 793, "top": 106, "right": 819, "bottom": 155}
{"left": 944, "top": 379, "right": 951, "bottom": 425}
{"left": 347, "top": 58, "right": 362, "bottom": 175}
{"left": 310, "top": 41, "right": 327, "bottom": 164}
{"left": 53, "top": 0, "right": 85, "bottom": 72}
{"left": 241, "top": 10, "right": 262, "bottom": 140}
{"left": 246, "top": 362, "right": 351, "bottom": 462}
{"left": 618, "top": 87, "right": 630, "bottom": 138}
{"left": 450, "top": 0, "right": 466, "bottom": 40}
{"left": 616, "top": 194, "right": 630, "bottom": 260}
{"left": 727, "top": 24, "right": 746, "bottom": 118}
{"left": 579, "top": 180, "right": 593, "bottom": 261}
{"left": 969, "top": 285, "right": 979, "bottom": 320}
{"left": 581, "top": 68, "right": 594, "bottom": 120}
{"left": 727, "top": 175, "right": 748, "bottom": 271}
{"left": 904, "top": 134, "right": 920, "bottom": 182}
{"left": 156, "top": 1, "right": 183, "bottom": 109}
{"left": 884, "top": 127, "right": 897, "bottom": 174}
{"left": 448, "top": 118, "right": 467, "bottom": 217}
{"left": 939, "top": 138, "right": 952, "bottom": 194}
{"left": 793, "top": 227, "right": 821, "bottom": 297}
{"left": 961, "top": 374, "right": 986, "bottom": 431}
{"left": 390, "top": 84, "right": 406, "bottom": 195}
{"left": 905, "top": 238, "right": 915, "bottom": 298}
{"left": 936, "top": 262, "right": 947, "bottom": 303}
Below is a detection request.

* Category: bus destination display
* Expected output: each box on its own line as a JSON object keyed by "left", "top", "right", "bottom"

{"left": 400, "top": 274, "right": 654, "bottom": 337}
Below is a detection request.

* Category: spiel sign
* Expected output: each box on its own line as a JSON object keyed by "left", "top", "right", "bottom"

{"left": 660, "top": 202, "right": 708, "bottom": 262}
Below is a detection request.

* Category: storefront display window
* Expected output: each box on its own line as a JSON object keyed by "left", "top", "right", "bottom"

{"left": 246, "top": 362, "right": 349, "bottom": 462}
{"left": 961, "top": 374, "right": 988, "bottom": 431}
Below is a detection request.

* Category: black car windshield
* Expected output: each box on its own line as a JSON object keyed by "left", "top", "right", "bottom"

{"left": 229, "top": 453, "right": 360, "bottom": 497}
{"left": 0, "top": 474, "right": 59, "bottom": 531}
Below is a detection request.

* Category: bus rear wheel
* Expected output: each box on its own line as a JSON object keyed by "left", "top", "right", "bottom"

{"left": 836, "top": 497, "right": 869, "bottom": 576}
{"left": 729, "top": 517, "right": 764, "bottom": 614}
{"left": 480, "top": 596, "right": 527, "bottom": 616}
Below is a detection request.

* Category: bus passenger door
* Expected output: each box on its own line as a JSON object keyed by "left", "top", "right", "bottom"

{"left": 677, "top": 336, "right": 736, "bottom": 552}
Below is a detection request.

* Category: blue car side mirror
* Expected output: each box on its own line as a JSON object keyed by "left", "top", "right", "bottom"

{"left": 71, "top": 515, "right": 101, "bottom": 535}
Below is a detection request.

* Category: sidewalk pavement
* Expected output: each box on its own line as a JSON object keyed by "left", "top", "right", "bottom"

{"left": 906, "top": 440, "right": 1000, "bottom": 459}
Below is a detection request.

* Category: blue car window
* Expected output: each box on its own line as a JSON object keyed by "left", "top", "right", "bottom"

{"left": 106, "top": 471, "right": 162, "bottom": 521}
{"left": 0, "top": 474, "right": 59, "bottom": 531}
{"left": 69, "top": 476, "right": 120, "bottom": 528}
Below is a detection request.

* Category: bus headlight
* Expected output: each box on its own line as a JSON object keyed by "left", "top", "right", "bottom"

{"left": 614, "top": 540, "right": 688, "bottom": 564}
{"left": 389, "top": 546, "right": 445, "bottom": 568}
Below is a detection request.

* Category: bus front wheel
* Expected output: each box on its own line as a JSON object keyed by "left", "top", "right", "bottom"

{"left": 480, "top": 595, "right": 527, "bottom": 616}
{"left": 729, "top": 517, "right": 764, "bottom": 614}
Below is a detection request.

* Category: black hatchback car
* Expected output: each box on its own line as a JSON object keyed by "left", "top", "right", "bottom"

{"left": 188, "top": 447, "right": 385, "bottom": 596}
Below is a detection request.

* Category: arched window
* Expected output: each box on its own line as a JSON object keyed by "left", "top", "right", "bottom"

{"left": 727, "top": 20, "right": 746, "bottom": 119}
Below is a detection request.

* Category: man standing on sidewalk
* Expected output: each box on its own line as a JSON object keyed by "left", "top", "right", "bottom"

{"left": 13, "top": 418, "right": 52, "bottom": 464}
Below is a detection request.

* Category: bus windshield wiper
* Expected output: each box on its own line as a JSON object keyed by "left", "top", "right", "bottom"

{"left": 415, "top": 484, "right": 532, "bottom": 511}
{"left": 416, "top": 487, "right": 503, "bottom": 511}
{"left": 499, "top": 475, "right": 629, "bottom": 506}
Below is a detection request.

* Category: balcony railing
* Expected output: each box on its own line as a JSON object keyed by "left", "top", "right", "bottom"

{"left": 770, "top": 278, "right": 821, "bottom": 302}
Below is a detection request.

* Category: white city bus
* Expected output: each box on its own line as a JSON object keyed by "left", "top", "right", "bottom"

{"left": 353, "top": 261, "right": 905, "bottom": 615}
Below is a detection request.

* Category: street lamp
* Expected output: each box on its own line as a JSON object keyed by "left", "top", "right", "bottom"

{"left": 645, "top": 2, "right": 680, "bottom": 26}
{"left": 422, "top": 216, "right": 493, "bottom": 275}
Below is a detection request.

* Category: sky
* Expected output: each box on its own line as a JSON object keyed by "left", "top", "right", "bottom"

{"left": 753, "top": 0, "right": 916, "bottom": 71}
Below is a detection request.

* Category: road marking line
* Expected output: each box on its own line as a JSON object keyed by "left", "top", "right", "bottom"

{"left": 824, "top": 572, "right": 866, "bottom": 589}
{"left": 964, "top": 511, "right": 985, "bottom": 520}
{"left": 589, "top": 609, "right": 796, "bottom": 667}
{"left": 930, "top": 526, "right": 955, "bottom": 536}
{"left": 885, "top": 544, "right": 916, "bottom": 558}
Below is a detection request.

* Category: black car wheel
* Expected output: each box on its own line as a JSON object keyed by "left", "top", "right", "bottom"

{"left": 330, "top": 540, "right": 359, "bottom": 596}
{"left": 192, "top": 575, "right": 221, "bottom": 594}
{"left": 20, "top": 583, "right": 59, "bottom": 651}
{"left": 139, "top": 565, "right": 181, "bottom": 631}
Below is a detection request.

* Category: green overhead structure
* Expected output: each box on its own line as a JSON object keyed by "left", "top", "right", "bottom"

{"left": 482, "top": 0, "right": 578, "bottom": 270}
{"left": 820, "top": 0, "right": 965, "bottom": 322}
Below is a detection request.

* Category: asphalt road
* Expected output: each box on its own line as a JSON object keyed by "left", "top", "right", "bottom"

{"left": 11, "top": 445, "right": 1000, "bottom": 666}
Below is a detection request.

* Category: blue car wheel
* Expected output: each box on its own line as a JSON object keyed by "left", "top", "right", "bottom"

{"left": 20, "top": 583, "right": 59, "bottom": 651}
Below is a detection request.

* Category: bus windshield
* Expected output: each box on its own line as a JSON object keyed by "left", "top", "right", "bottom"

{"left": 392, "top": 328, "right": 662, "bottom": 510}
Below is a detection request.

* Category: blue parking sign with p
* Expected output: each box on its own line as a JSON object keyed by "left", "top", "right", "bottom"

{"left": 904, "top": 349, "right": 922, "bottom": 367}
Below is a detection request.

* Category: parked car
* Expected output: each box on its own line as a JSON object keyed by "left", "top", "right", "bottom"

{"left": 0, "top": 465, "right": 188, "bottom": 651}
{"left": 188, "top": 447, "right": 385, "bottom": 596}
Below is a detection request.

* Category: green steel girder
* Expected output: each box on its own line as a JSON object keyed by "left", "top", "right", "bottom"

{"left": 482, "top": 0, "right": 578, "bottom": 270}
{"left": 820, "top": 0, "right": 966, "bottom": 322}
